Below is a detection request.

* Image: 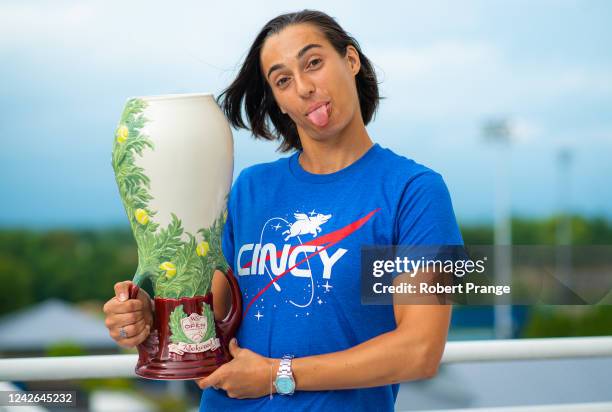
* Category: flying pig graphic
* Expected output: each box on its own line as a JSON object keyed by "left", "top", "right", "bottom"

{"left": 282, "top": 212, "right": 332, "bottom": 241}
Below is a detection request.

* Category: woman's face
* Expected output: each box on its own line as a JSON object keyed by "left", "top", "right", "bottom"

{"left": 259, "top": 23, "right": 362, "bottom": 141}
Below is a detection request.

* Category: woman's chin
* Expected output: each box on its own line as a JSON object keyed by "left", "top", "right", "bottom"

{"left": 308, "top": 127, "right": 341, "bottom": 142}
{"left": 299, "top": 116, "right": 353, "bottom": 142}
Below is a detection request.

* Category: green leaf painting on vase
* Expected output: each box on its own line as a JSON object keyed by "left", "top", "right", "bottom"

{"left": 111, "top": 98, "right": 229, "bottom": 306}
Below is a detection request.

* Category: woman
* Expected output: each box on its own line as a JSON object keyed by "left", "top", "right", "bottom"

{"left": 103, "top": 9, "right": 463, "bottom": 411}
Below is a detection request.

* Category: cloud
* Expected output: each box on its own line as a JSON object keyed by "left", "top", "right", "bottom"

{"left": 373, "top": 39, "right": 611, "bottom": 116}
{"left": 366, "top": 37, "right": 612, "bottom": 152}
{"left": 371, "top": 41, "right": 501, "bottom": 117}
{"left": 0, "top": 2, "right": 95, "bottom": 48}
{"left": 0, "top": 1, "right": 270, "bottom": 78}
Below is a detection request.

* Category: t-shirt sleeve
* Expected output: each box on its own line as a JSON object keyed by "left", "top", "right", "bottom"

{"left": 393, "top": 171, "right": 466, "bottom": 294}
{"left": 395, "top": 171, "right": 464, "bottom": 246}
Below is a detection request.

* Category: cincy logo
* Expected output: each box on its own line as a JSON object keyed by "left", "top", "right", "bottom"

{"left": 237, "top": 212, "right": 347, "bottom": 279}
{"left": 240, "top": 208, "right": 381, "bottom": 314}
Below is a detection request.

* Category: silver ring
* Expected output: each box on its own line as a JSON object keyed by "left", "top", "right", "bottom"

{"left": 119, "top": 327, "right": 127, "bottom": 339}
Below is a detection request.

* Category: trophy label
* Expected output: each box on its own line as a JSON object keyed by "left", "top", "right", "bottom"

{"left": 181, "top": 312, "right": 207, "bottom": 343}
{"left": 168, "top": 303, "right": 220, "bottom": 355}
{"left": 168, "top": 339, "right": 220, "bottom": 355}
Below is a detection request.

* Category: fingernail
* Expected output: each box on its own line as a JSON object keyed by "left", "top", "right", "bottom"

{"left": 232, "top": 338, "right": 238, "bottom": 345}
{"left": 119, "top": 293, "right": 127, "bottom": 301}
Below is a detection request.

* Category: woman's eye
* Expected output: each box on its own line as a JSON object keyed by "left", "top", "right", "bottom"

{"left": 276, "top": 77, "right": 289, "bottom": 87}
{"left": 308, "top": 58, "right": 322, "bottom": 68}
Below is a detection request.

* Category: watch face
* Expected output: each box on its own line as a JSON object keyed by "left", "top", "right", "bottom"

{"left": 275, "top": 376, "right": 295, "bottom": 394}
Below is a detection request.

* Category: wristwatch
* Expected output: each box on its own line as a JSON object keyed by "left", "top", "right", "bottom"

{"left": 273, "top": 355, "right": 296, "bottom": 395}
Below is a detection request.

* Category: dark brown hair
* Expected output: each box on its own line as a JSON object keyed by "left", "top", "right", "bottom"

{"left": 216, "top": 9, "right": 381, "bottom": 152}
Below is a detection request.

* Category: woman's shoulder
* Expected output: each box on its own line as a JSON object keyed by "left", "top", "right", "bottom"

{"left": 233, "top": 154, "right": 292, "bottom": 185}
{"left": 375, "top": 144, "right": 443, "bottom": 184}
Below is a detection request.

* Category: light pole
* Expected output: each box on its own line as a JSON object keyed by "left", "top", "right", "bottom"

{"left": 556, "top": 147, "right": 573, "bottom": 302}
{"left": 482, "top": 118, "right": 513, "bottom": 339}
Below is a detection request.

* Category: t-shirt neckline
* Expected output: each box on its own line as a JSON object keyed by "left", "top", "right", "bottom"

{"left": 288, "top": 143, "right": 382, "bottom": 184}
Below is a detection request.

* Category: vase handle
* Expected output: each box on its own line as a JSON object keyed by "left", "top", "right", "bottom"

{"left": 126, "top": 282, "right": 155, "bottom": 367}
{"left": 217, "top": 267, "right": 242, "bottom": 340}
{"left": 128, "top": 283, "right": 140, "bottom": 300}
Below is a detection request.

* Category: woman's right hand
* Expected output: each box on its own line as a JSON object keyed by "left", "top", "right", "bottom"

{"left": 103, "top": 281, "right": 154, "bottom": 348}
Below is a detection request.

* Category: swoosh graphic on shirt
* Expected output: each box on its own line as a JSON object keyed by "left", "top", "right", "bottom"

{"left": 243, "top": 208, "right": 380, "bottom": 316}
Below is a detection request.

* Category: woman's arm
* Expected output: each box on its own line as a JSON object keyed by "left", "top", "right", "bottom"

{"left": 293, "top": 271, "right": 451, "bottom": 390}
{"left": 211, "top": 270, "right": 232, "bottom": 321}
{"left": 292, "top": 302, "right": 451, "bottom": 390}
{"left": 197, "top": 275, "right": 451, "bottom": 398}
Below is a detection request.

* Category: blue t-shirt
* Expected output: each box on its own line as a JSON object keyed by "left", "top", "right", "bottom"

{"left": 200, "top": 143, "right": 463, "bottom": 411}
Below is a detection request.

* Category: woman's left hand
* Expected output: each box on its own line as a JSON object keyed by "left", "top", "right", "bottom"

{"left": 196, "top": 338, "right": 279, "bottom": 399}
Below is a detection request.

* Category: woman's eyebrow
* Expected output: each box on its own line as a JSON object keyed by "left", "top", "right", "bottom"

{"left": 266, "top": 43, "right": 323, "bottom": 79}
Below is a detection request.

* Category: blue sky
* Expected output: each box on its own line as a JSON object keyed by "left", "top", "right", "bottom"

{"left": 1, "top": 0, "right": 611, "bottom": 228}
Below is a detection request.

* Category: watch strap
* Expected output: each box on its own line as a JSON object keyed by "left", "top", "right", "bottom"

{"left": 274, "top": 354, "right": 295, "bottom": 395}
{"left": 277, "top": 355, "right": 293, "bottom": 377}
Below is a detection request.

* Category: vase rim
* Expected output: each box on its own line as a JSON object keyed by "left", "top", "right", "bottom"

{"left": 129, "top": 92, "right": 215, "bottom": 101}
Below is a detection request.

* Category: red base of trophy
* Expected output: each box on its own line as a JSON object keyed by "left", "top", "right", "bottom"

{"left": 128, "top": 269, "right": 242, "bottom": 380}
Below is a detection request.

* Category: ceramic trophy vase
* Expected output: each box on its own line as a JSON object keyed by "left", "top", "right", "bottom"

{"left": 111, "top": 93, "right": 242, "bottom": 380}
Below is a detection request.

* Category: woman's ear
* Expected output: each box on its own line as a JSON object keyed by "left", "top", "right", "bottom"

{"left": 346, "top": 45, "right": 361, "bottom": 75}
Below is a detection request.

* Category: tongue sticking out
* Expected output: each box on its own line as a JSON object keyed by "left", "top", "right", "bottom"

{"left": 307, "top": 103, "right": 329, "bottom": 127}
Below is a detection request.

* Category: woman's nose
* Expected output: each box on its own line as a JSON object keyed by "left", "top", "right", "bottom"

{"left": 295, "top": 74, "right": 315, "bottom": 98}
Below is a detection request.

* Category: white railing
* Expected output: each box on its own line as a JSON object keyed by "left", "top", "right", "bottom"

{"left": 439, "top": 335, "right": 612, "bottom": 362}
{"left": 414, "top": 403, "right": 612, "bottom": 412}
{"left": 1, "top": 336, "right": 611, "bottom": 381}
{"left": 1, "top": 336, "right": 611, "bottom": 411}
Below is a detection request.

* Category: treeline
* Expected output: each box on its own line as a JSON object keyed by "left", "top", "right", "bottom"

{"left": 0, "top": 228, "right": 138, "bottom": 317}
{"left": 458, "top": 215, "right": 612, "bottom": 244}
{"left": 0, "top": 215, "right": 611, "bottom": 318}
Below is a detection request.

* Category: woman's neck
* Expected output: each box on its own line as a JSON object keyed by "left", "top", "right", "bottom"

{"left": 297, "top": 117, "right": 373, "bottom": 175}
